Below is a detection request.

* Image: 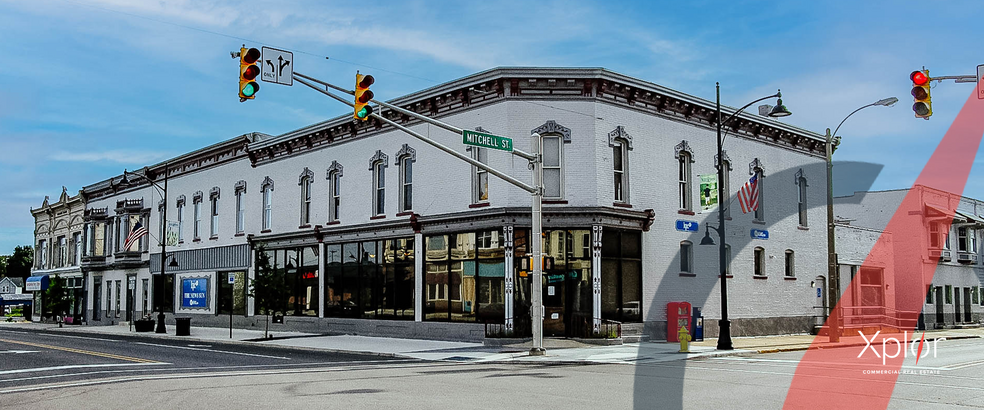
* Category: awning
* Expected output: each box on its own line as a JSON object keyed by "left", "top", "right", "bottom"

{"left": 25, "top": 275, "right": 49, "bottom": 292}
{"left": 955, "top": 211, "right": 984, "bottom": 225}
{"left": 0, "top": 294, "right": 33, "bottom": 306}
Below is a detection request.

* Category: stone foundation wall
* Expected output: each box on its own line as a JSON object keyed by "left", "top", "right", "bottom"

{"left": 644, "top": 316, "right": 814, "bottom": 341}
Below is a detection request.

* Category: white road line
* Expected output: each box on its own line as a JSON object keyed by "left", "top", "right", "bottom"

{"left": 0, "top": 362, "right": 167, "bottom": 376}
{"left": 133, "top": 341, "right": 290, "bottom": 360}
{"left": 0, "top": 350, "right": 39, "bottom": 354}
{"left": 946, "top": 359, "right": 984, "bottom": 370}
{"left": 709, "top": 357, "right": 950, "bottom": 371}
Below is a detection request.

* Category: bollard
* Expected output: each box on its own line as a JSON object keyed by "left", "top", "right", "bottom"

{"left": 678, "top": 325, "right": 692, "bottom": 353}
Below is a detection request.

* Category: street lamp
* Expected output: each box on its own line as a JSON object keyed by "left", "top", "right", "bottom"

{"left": 824, "top": 96, "right": 897, "bottom": 343}
{"left": 119, "top": 164, "right": 174, "bottom": 334}
{"left": 709, "top": 83, "right": 790, "bottom": 350}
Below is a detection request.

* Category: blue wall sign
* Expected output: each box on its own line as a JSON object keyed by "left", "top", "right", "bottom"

{"left": 817, "top": 288, "right": 822, "bottom": 298}
{"left": 181, "top": 277, "right": 209, "bottom": 309}
{"left": 676, "top": 220, "right": 699, "bottom": 232}
{"left": 751, "top": 229, "right": 770, "bottom": 240}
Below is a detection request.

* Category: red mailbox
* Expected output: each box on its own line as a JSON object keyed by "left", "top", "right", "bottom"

{"left": 666, "top": 301, "right": 692, "bottom": 342}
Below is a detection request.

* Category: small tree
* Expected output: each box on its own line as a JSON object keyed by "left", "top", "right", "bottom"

{"left": 247, "top": 246, "right": 289, "bottom": 338}
{"left": 44, "top": 275, "right": 71, "bottom": 325}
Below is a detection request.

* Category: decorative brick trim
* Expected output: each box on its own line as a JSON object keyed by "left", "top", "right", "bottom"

{"left": 298, "top": 167, "right": 314, "bottom": 185}
{"left": 298, "top": 224, "right": 312, "bottom": 229}
{"left": 531, "top": 120, "right": 571, "bottom": 143}
{"left": 326, "top": 220, "right": 341, "bottom": 225}
{"left": 395, "top": 211, "right": 413, "bottom": 217}
{"left": 613, "top": 202, "right": 632, "bottom": 208}
{"left": 753, "top": 275, "right": 768, "bottom": 280}
{"left": 260, "top": 229, "right": 272, "bottom": 234}
{"left": 370, "top": 215, "right": 386, "bottom": 220}
{"left": 678, "top": 209, "right": 695, "bottom": 215}
{"left": 607, "top": 126, "right": 633, "bottom": 150}
{"left": 395, "top": 144, "right": 416, "bottom": 164}
{"left": 469, "top": 202, "right": 490, "bottom": 208}
{"left": 674, "top": 140, "right": 695, "bottom": 161}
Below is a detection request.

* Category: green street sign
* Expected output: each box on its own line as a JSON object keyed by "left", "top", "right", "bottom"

{"left": 462, "top": 130, "right": 513, "bottom": 152}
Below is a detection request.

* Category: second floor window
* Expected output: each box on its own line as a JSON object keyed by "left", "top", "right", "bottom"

{"left": 262, "top": 186, "right": 272, "bottom": 231}
{"left": 300, "top": 176, "right": 312, "bottom": 225}
{"left": 193, "top": 200, "right": 201, "bottom": 239}
{"left": 210, "top": 197, "right": 219, "bottom": 237}
{"left": 236, "top": 190, "right": 245, "bottom": 234}
{"left": 329, "top": 170, "right": 341, "bottom": 222}
{"left": 472, "top": 147, "right": 488, "bottom": 203}
{"left": 373, "top": 160, "right": 385, "bottom": 216}
{"left": 177, "top": 203, "right": 185, "bottom": 242}
{"left": 613, "top": 139, "right": 628, "bottom": 203}
{"left": 542, "top": 135, "right": 563, "bottom": 199}
{"left": 753, "top": 168, "right": 765, "bottom": 221}
{"left": 798, "top": 175, "right": 808, "bottom": 227}
{"left": 399, "top": 155, "right": 413, "bottom": 212}
{"left": 678, "top": 152, "right": 692, "bottom": 211}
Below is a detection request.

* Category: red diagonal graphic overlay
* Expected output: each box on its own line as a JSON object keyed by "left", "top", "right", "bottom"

{"left": 915, "top": 332, "right": 925, "bottom": 365}
{"left": 783, "top": 91, "right": 984, "bottom": 409}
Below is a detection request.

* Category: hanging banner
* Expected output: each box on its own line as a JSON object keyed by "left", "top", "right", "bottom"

{"left": 700, "top": 174, "right": 719, "bottom": 211}
{"left": 166, "top": 221, "right": 180, "bottom": 246}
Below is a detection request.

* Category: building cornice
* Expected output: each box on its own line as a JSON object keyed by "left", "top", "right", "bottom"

{"left": 245, "top": 67, "right": 826, "bottom": 168}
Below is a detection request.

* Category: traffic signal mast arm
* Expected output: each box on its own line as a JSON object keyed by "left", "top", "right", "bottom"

{"left": 294, "top": 72, "right": 537, "bottom": 162}
{"left": 291, "top": 72, "right": 537, "bottom": 194}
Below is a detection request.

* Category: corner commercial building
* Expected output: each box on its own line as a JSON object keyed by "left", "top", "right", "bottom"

{"left": 75, "top": 67, "right": 830, "bottom": 341}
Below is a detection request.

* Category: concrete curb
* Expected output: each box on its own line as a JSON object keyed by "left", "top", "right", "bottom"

{"left": 752, "top": 335, "right": 982, "bottom": 354}
{"left": 36, "top": 325, "right": 407, "bottom": 360}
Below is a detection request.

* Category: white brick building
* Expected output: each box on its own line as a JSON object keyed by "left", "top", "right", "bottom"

{"left": 76, "top": 68, "right": 830, "bottom": 340}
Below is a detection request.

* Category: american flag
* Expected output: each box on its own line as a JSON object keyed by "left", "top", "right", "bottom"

{"left": 123, "top": 221, "right": 147, "bottom": 250}
{"left": 737, "top": 174, "right": 759, "bottom": 214}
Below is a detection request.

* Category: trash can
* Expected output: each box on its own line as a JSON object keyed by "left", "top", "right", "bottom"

{"left": 175, "top": 317, "right": 191, "bottom": 336}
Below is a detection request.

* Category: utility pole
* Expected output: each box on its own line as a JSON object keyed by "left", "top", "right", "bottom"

{"left": 290, "top": 72, "right": 547, "bottom": 355}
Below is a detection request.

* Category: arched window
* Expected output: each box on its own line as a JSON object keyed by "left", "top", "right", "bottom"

{"left": 680, "top": 240, "right": 693, "bottom": 273}
{"left": 260, "top": 177, "right": 274, "bottom": 231}
{"left": 299, "top": 168, "right": 314, "bottom": 226}
{"left": 327, "top": 161, "right": 343, "bottom": 223}
{"left": 609, "top": 126, "right": 633, "bottom": 204}
{"left": 796, "top": 170, "right": 808, "bottom": 227}
{"left": 754, "top": 246, "right": 766, "bottom": 277}
{"left": 785, "top": 249, "right": 795, "bottom": 277}
{"left": 396, "top": 144, "right": 415, "bottom": 213}
{"left": 369, "top": 150, "right": 388, "bottom": 216}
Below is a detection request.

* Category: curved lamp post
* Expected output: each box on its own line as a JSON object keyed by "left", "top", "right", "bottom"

{"left": 119, "top": 164, "right": 177, "bottom": 333}
{"left": 701, "top": 83, "right": 790, "bottom": 350}
{"left": 824, "top": 97, "right": 897, "bottom": 342}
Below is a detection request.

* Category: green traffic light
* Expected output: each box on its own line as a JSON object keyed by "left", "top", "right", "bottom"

{"left": 242, "top": 82, "right": 258, "bottom": 97}
{"left": 357, "top": 106, "right": 370, "bottom": 119}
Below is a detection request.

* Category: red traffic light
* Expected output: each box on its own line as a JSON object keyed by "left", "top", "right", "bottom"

{"left": 242, "top": 65, "right": 260, "bottom": 81}
{"left": 910, "top": 70, "right": 928, "bottom": 86}
{"left": 358, "top": 74, "right": 375, "bottom": 89}
{"left": 243, "top": 48, "right": 261, "bottom": 65}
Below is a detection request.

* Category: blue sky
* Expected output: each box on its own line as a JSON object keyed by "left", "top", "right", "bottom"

{"left": 1, "top": 0, "right": 982, "bottom": 254}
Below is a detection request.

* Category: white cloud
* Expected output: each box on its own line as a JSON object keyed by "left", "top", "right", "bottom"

{"left": 49, "top": 149, "right": 172, "bottom": 164}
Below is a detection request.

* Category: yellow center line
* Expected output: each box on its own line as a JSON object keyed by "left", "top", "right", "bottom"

{"left": 0, "top": 338, "right": 160, "bottom": 364}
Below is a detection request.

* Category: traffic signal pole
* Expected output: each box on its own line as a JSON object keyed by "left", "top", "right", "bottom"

{"left": 291, "top": 72, "right": 547, "bottom": 355}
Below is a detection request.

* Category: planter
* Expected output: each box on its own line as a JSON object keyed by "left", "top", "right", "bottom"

{"left": 135, "top": 319, "right": 155, "bottom": 332}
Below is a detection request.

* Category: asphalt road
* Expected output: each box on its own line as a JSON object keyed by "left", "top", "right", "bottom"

{"left": 2, "top": 329, "right": 982, "bottom": 409}
{"left": 0, "top": 327, "right": 408, "bottom": 393}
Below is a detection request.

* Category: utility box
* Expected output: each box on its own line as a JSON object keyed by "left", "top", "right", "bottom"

{"left": 666, "top": 301, "right": 692, "bottom": 342}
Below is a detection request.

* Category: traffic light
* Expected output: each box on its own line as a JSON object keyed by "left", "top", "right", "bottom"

{"left": 354, "top": 73, "right": 374, "bottom": 121}
{"left": 239, "top": 47, "right": 261, "bottom": 101}
{"left": 910, "top": 69, "right": 932, "bottom": 119}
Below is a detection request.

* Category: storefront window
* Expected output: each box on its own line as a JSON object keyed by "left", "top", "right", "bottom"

{"left": 601, "top": 229, "right": 642, "bottom": 322}
{"left": 323, "top": 238, "right": 415, "bottom": 320}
